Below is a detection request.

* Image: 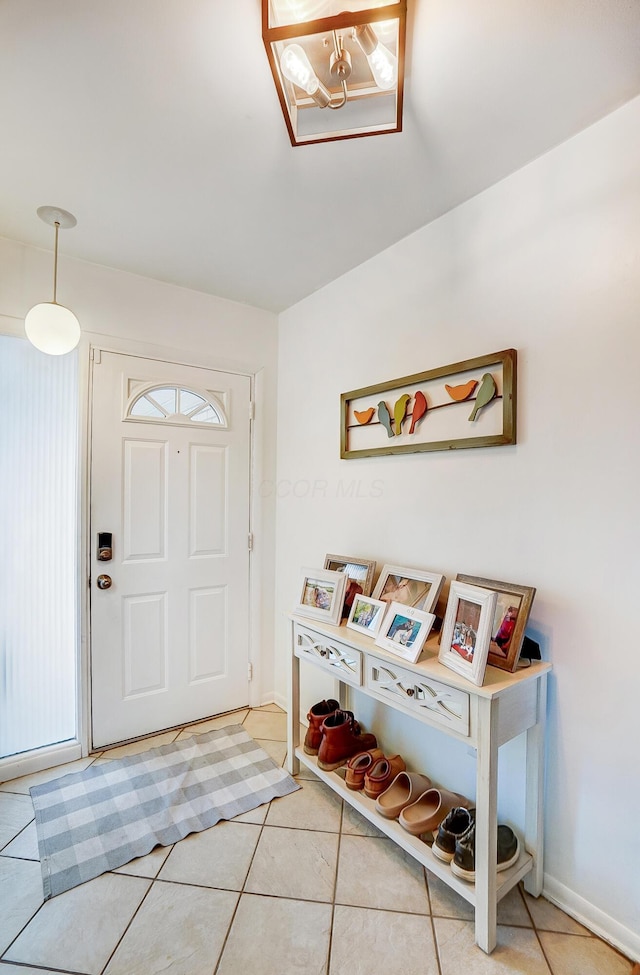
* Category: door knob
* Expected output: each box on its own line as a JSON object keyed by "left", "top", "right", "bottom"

{"left": 96, "top": 574, "right": 112, "bottom": 590}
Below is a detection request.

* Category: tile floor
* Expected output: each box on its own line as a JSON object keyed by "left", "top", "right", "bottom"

{"left": 0, "top": 704, "right": 635, "bottom": 975}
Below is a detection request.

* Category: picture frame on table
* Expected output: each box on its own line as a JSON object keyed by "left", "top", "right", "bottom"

{"left": 346, "top": 594, "right": 387, "bottom": 638}
{"left": 438, "top": 581, "right": 498, "bottom": 686}
{"left": 323, "top": 555, "right": 376, "bottom": 596}
{"left": 456, "top": 574, "right": 536, "bottom": 672}
{"left": 295, "top": 568, "right": 347, "bottom": 626}
{"left": 372, "top": 564, "right": 444, "bottom": 615}
{"left": 374, "top": 602, "right": 436, "bottom": 664}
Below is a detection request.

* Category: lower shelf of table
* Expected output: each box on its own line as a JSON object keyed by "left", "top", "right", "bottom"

{"left": 295, "top": 746, "right": 533, "bottom": 908}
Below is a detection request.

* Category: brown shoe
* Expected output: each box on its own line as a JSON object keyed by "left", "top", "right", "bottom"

{"left": 345, "top": 748, "right": 384, "bottom": 790}
{"left": 363, "top": 755, "right": 407, "bottom": 799}
{"left": 399, "top": 787, "right": 472, "bottom": 836}
{"left": 317, "top": 710, "right": 377, "bottom": 771}
{"left": 303, "top": 699, "right": 340, "bottom": 755}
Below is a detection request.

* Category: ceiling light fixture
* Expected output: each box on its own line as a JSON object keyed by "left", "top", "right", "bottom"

{"left": 25, "top": 206, "right": 80, "bottom": 356}
{"left": 262, "top": 1, "right": 406, "bottom": 146}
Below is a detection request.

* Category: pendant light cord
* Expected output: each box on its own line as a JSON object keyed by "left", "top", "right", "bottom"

{"left": 53, "top": 221, "right": 60, "bottom": 304}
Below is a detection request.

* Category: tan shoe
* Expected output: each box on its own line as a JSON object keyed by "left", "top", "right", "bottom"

{"left": 399, "top": 787, "right": 472, "bottom": 836}
{"left": 374, "top": 771, "right": 432, "bottom": 819}
{"left": 363, "top": 755, "right": 407, "bottom": 799}
{"left": 317, "top": 710, "right": 377, "bottom": 771}
{"left": 344, "top": 748, "right": 384, "bottom": 790}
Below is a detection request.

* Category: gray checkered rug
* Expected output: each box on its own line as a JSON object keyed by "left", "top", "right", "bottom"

{"left": 30, "top": 724, "right": 299, "bottom": 899}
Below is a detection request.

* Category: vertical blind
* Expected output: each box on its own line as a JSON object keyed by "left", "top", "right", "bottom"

{"left": 0, "top": 335, "right": 78, "bottom": 760}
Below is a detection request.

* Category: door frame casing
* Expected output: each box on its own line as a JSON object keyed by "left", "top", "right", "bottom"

{"left": 81, "top": 335, "right": 268, "bottom": 756}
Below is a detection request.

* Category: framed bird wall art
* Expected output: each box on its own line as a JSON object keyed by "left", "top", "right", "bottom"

{"left": 340, "top": 349, "right": 517, "bottom": 459}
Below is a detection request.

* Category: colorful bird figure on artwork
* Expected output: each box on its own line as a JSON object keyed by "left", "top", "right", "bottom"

{"left": 445, "top": 379, "right": 478, "bottom": 402}
{"left": 377, "top": 401, "right": 394, "bottom": 438}
{"left": 354, "top": 407, "right": 375, "bottom": 425}
{"left": 409, "top": 391, "right": 428, "bottom": 434}
{"left": 468, "top": 373, "right": 497, "bottom": 421}
{"left": 393, "top": 394, "right": 411, "bottom": 435}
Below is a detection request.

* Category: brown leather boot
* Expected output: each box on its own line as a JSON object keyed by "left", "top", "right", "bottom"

{"left": 303, "top": 699, "right": 340, "bottom": 755}
{"left": 317, "top": 710, "right": 377, "bottom": 771}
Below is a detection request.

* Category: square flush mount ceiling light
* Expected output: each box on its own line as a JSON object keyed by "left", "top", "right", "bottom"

{"left": 262, "top": 0, "right": 407, "bottom": 146}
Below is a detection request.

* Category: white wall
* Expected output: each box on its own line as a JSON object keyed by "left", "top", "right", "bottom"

{"left": 0, "top": 237, "right": 279, "bottom": 708}
{"left": 275, "top": 96, "right": 640, "bottom": 957}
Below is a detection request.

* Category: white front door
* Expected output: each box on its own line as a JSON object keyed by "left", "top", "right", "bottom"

{"left": 90, "top": 351, "right": 252, "bottom": 748}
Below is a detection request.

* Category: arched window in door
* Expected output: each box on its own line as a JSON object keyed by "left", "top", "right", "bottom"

{"left": 126, "top": 385, "right": 227, "bottom": 427}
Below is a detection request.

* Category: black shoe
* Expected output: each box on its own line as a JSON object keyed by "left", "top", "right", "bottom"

{"left": 432, "top": 806, "right": 475, "bottom": 863}
{"left": 450, "top": 822, "right": 520, "bottom": 882}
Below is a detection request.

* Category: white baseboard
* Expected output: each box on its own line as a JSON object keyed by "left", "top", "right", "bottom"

{"left": 544, "top": 874, "right": 640, "bottom": 963}
{"left": 272, "top": 690, "right": 287, "bottom": 711}
{"left": 0, "top": 741, "right": 82, "bottom": 784}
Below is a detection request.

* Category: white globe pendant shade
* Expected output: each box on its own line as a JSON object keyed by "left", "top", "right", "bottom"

{"left": 25, "top": 301, "right": 81, "bottom": 355}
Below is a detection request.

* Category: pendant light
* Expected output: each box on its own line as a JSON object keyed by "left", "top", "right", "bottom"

{"left": 25, "top": 206, "right": 80, "bottom": 356}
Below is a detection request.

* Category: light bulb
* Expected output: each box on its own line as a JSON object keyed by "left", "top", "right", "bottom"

{"left": 280, "top": 44, "right": 331, "bottom": 107}
{"left": 280, "top": 44, "right": 320, "bottom": 95}
{"left": 25, "top": 302, "right": 81, "bottom": 355}
{"left": 355, "top": 25, "right": 398, "bottom": 91}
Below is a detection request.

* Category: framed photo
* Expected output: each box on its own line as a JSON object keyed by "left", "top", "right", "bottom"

{"left": 372, "top": 564, "right": 444, "bottom": 615}
{"left": 374, "top": 602, "right": 436, "bottom": 663}
{"left": 456, "top": 574, "right": 536, "bottom": 672}
{"left": 438, "top": 582, "right": 498, "bottom": 686}
{"left": 323, "top": 555, "right": 376, "bottom": 596}
{"left": 346, "top": 594, "right": 387, "bottom": 638}
{"left": 295, "top": 568, "right": 347, "bottom": 626}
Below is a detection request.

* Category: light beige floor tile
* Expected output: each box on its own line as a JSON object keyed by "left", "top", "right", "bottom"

{"left": 104, "top": 880, "right": 238, "bottom": 975}
{"left": 242, "top": 709, "right": 287, "bottom": 741}
{"left": 0, "top": 793, "right": 34, "bottom": 849}
{"left": 336, "top": 835, "right": 429, "bottom": 915}
{"left": 266, "top": 779, "right": 342, "bottom": 832}
{"left": 0, "top": 966, "right": 69, "bottom": 974}
{"left": 537, "top": 931, "right": 633, "bottom": 975}
{"left": 254, "top": 737, "right": 288, "bottom": 766}
{"left": 0, "top": 820, "right": 39, "bottom": 860}
{"left": 330, "top": 904, "right": 439, "bottom": 975}
{"left": 113, "top": 844, "right": 172, "bottom": 878}
{"left": 524, "top": 891, "right": 592, "bottom": 935}
{"left": 4, "top": 872, "right": 150, "bottom": 974}
{"left": 497, "top": 885, "right": 533, "bottom": 927}
{"left": 217, "top": 892, "right": 332, "bottom": 975}
{"left": 341, "top": 803, "right": 386, "bottom": 837}
{"left": 99, "top": 731, "right": 180, "bottom": 760}
{"left": 176, "top": 709, "right": 249, "bottom": 737}
{"left": 158, "top": 820, "right": 261, "bottom": 890}
{"left": 232, "top": 803, "right": 268, "bottom": 824}
{"left": 254, "top": 703, "right": 285, "bottom": 713}
{"left": 434, "top": 918, "right": 552, "bottom": 974}
{"left": 0, "top": 757, "right": 97, "bottom": 795}
{"left": 245, "top": 825, "right": 338, "bottom": 902}
{"left": 295, "top": 763, "right": 321, "bottom": 780}
{"left": 428, "top": 872, "right": 475, "bottom": 920}
{"left": 0, "top": 857, "right": 44, "bottom": 954}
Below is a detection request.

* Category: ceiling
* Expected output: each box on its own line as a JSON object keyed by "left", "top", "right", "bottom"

{"left": 1, "top": 0, "right": 640, "bottom": 314}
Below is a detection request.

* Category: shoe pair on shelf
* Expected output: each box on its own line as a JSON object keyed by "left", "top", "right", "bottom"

{"left": 432, "top": 807, "right": 520, "bottom": 882}
{"left": 303, "top": 699, "right": 378, "bottom": 772}
{"left": 345, "top": 749, "right": 407, "bottom": 799}
{"left": 374, "top": 771, "right": 472, "bottom": 838}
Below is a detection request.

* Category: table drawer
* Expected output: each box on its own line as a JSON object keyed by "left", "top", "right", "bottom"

{"left": 366, "top": 656, "right": 470, "bottom": 736}
{"left": 293, "top": 623, "right": 363, "bottom": 686}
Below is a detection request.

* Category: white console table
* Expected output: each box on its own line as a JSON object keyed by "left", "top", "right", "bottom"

{"left": 287, "top": 613, "right": 550, "bottom": 954}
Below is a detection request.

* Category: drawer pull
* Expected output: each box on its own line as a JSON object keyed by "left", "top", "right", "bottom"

{"left": 373, "top": 666, "right": 463, "bottom": 722}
